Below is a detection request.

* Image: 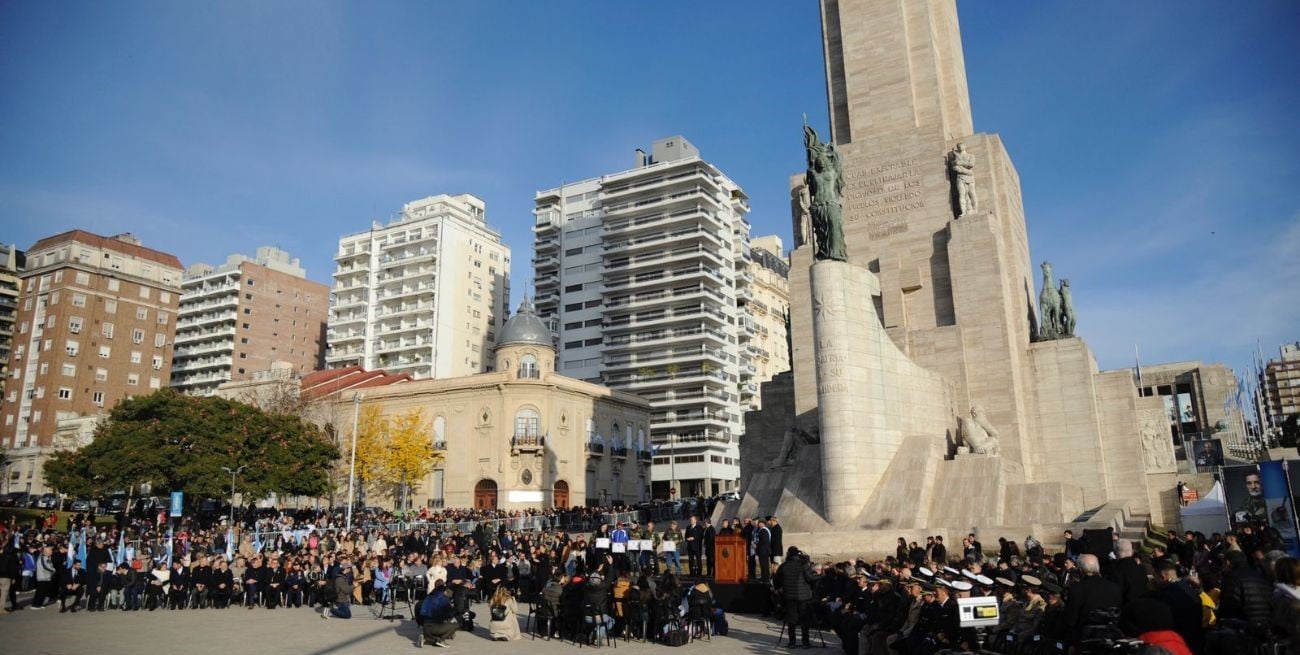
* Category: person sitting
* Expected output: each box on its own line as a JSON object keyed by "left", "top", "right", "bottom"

{"left": 583, "top": 572, "right": 615, "bottom": 642}
{"left": 488, "top": 586, "right": 521, "bottom": 641}
{"left": 417, "top": 580, "right": 460, "bottom": 648}
{"left": 687, "top": 581, "right": 717, "bottom": 637}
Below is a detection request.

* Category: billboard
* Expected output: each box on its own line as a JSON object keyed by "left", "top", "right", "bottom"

{"left": 1191, "top": 439, "right": 1224, "bottom": 470}
{"left": 1260, "top": 460, "right": 1299, "bottom": 556}
{"left": 1222, "top": 464, "right": 1267, "bottom": 527}
{"left": 1176, "top": 393, "right": 1196, "bottom": 425}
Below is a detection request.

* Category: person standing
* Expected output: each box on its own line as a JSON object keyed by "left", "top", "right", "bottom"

{"left": 685, "top": 516, "right": 705, "bottom": 577}
{"left": 768, "top": 517, "right": 784, "bottom": 566}
{"left": 702, "top": 519, "right": 717, "bottom": 579}
{"left": 754, "top": 519, "right": 773, "bottom": 582}
{"left": 774, "top": 548, "right": 820, "bottom": 649}
{"left": 31, "top": 545, "right": 56, "bottom": 609}
{"left": 741, "top": 519, "right": 757, "bottom": 579}
{"left": 0, "top": 536, "right": 19, "bottom": 613}
{"left": 662, "top": 522, "right": 684, "bottom": 575}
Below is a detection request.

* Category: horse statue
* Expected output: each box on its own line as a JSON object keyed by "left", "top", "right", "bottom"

{"left": 1038, "top": 261, "right": 1061, "bottom": 340}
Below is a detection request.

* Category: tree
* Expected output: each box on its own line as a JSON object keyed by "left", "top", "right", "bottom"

{"left": 351, "top": 406, "right": 441, "bottom": 508}
{"left": 43, "top": 389, "right": 339, "bottom": 501}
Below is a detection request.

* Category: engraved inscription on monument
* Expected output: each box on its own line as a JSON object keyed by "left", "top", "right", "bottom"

{"left": 842, "top": 157, "right": 928, "bottom": 237}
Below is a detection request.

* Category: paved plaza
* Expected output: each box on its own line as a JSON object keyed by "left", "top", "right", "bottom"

{"left": 0, "top": 599, "right": 817, "bottom": 655}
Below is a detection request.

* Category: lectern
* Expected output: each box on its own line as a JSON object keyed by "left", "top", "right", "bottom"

{"left": 712, "top": 534, "right": 747, "bottom": 584}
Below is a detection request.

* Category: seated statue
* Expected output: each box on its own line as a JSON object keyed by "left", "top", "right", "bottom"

{"left": 959, "top": 405, "right": 1000, "bottom": 456}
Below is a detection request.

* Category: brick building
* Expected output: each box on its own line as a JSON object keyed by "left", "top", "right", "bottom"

{"left": 1, "top": 231, "right": 182, "bottom": 494}
{"left": 172, "top": 247, "right": 328, "bottom": 396}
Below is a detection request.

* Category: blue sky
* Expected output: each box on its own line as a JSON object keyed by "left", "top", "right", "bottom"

{"left": 1, "top": 1, "right": 1297, "bottom": 375}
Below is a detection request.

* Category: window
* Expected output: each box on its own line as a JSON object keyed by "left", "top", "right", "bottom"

{"left": 514, "top": 408, "right": 541, "bottom": 437}
{"left": 105, "top": 300, "right": 117, "bottom": 314}
{"left": 136, "top": 307, "right": 148, "bottom": 320}
{"left": 68, "top": 316, "right": 83, "bottom": 333}
{"left": 160, "top": 291, "right": 171, "bottom": 303}
{"left": 518, "top": 354, "right": 539, "bottom": 379}
{"left": 149, "top": 377, "right": 160, "bottom": 389}
{"left": 57, "top": 387, "right": 72, "bottom": 400}
{"left": 92, "top": 391, "right": 105, "bottom": 406}
{"left": 75, "top": 272, "right": 90, "bottom": 285}
{"left": 46, "top": 315, "right": 56, "bottom": 328}
{"left": 132, "top": 328, "right": 144, "bottom": 344}
{"left": 71, "top": 293, "right": 86, "bottom": 307}
{"left": 127, "top": 373, "right": 139, "bottom": 386}
{"left": 102, "top": 322, "right": 114, "bottom": 339}
{"left": 151, "top": 355, "right": 163, "bottom": 370}
{"left": 98, "top": 346, "right": 111, "bottom": 359}
{"left": 130, "top": 351, "right": 141, "bottom": 364}
{"left": 38, "top": 362, "right": 46, "bottom": 375}
{"left": 156, "top": 312, "right": 168, "bottom": 325}
{"left": 154, "top": 333, "right": 165, "bottom": 347}
{"left": 95, "top": 368, "right": 107, "bottom": 382}
{"left": 138, "top": 286, "right": 150, "bottom": 299}
{"left": 107, "top": 279, "right": 119, "bottom": 292}
{"left": 65, "top": 340, "right": 79, "bottom": 356}
{"left": 61, "top": 363, "right": 75, "bottom": 377}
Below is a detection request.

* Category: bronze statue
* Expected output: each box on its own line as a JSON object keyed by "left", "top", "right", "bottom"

{"left": 803, "top": 124, "right": 848, "bottom": 262}
{"left": 1059, "top": 278, "right": 1076, "bottom": 337}
{"left": 1037, "top": 261, "right": 1061, "bottom": 340}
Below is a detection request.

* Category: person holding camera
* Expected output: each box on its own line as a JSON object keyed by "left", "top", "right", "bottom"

{"left": 417, "top": 579, "right": 460, "bottom": 648}
{"left": 775, "top": 546, "right": 821, "bottom": 649}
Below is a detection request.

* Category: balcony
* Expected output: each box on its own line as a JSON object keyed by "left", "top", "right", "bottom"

{"left": 637, "top": 450, "right": 652, "bottom": 462}
{"left": 586, "top": 442, "right": 605, "bottom": 455}
{"left": 172, "top": 355, "right": 233, "bottom": 372}
{"left": 175, "top": 310, "right": 237, "bottom": 331}
{"left": 610, "top": 446, "right": 629, "bottom": 459}
{"left": 178, "top": 295, "right": 238, "bottom": 317}
{"left": 511, "top": 433, "right": 546, "bottom": 453}
{"left": 182, "top": 281, "right": 240, "bottom": 300}
{"left": 602, "top": 187, "right": 722, "bottom": 219}
{"left": 173, "top": 325, "right": 237, "bottom": 345}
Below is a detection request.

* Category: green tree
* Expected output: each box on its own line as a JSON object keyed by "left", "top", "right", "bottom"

{"left": 43, "top": 389, "right": 339, "bottom": 501}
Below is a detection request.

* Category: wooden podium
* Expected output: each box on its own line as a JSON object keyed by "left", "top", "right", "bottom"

{"left": 713, "top": 534, "right": 748, "bottom": 584}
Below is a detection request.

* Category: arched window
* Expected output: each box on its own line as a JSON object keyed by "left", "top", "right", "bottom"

{"left": 518, "top": 354, "right": 539, "bottom": 379}
{"left": 553, "top": 480, "right": 569, "bottom": 509}
{"left": 515, "top": 407, "right": 541, "bottom": 438}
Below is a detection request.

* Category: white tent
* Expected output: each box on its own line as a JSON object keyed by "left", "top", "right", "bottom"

{"left": 1180, "top": 480, "right": 1230, "bottom": 535}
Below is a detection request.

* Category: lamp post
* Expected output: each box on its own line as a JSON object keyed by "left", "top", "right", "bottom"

{"left": 220, "top": 465, "right": 247, "bottom": 528}
{"left": 346, "top": 392, "right": 362, "bottom": 531}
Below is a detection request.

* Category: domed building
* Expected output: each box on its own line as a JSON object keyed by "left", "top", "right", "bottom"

{"left": 273, "top": 297, "right": 654, "bottom": 510}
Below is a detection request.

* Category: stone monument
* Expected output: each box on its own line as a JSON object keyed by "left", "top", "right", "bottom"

{"left": 731, "top": 0, "right": 1165, "bottom": 551}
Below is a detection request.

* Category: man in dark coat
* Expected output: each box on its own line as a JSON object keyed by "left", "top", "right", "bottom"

{"left": 774, "top": 547, "right": 821, "bottom": 648}
{"left": 754, "top": 521, "right": 773, "bottom": 582}
{"left": 684, "top": 516, "right": 705, "bottom": 577}
{"left": 59, "top": 560, "right": 87, "bottom": 612}
{"left": 1216, "top": 549, "right": 1272, "bottom": 627}
{"left": 1062, "top": 554, "right": 1121, "bottom": 645}
{"left": 1104, "top": 539, "right": 1148, "bottom": 606}
{"left": 1150, "top": 559, "right": 1203, "bottom": 654}
{"left": 768, "top": 517, "right": 784, "bottom": 565}
{"left": 702, "top": 519, "right": 717, "bottom": 579}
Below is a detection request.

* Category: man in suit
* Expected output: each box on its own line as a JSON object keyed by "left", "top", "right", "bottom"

{"left": 767, "top": 517, "right": 784, "bottom": 566}
{"left": 1062, "top": 554, "right": 1120, "bottom": 645}
{"left": 60, "top": 559, "right": 87, "bottom": 612}
{"left": 684, "top": 516, "right": 705, "bottom": 577}
{"left": 702, "top": 519, "right": 717, "bottom": 578}
{"left": 754, "top": 519, "right": 773, "bottom": 582}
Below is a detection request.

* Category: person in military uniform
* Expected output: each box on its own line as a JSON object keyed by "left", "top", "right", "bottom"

{"left": 637, "top": 521, "right": 662, "bottom": 575}
{"left": 991, "top": 577, "right": 1023, "bottom": 649}
{"left": 1233, "top": 471, "right": 1268, "bottom": 523}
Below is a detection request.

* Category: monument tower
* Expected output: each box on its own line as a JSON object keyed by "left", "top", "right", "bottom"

{"left": 733, "top": 0, "right": 1170, "bottom": 546}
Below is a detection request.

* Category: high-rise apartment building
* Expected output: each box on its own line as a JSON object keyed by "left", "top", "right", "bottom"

{"left": 532, "top": 136, "right": 751, "bottom": 499}
{"left": 1259, "top": 342, "right": 1300, "bottom": 436}
{"left": 0, "top": 244, "right": 25, "bottom": 399}
{"left": 171, "top": 247, "right": 328, "bottom": 396}
{"left": 741, "top": 235, "right": 791, "bottom": 410}
{"left": 1, "top": 231, "right": 182, "bottom": 493}
{"left": 327, "top": 194, "right": 510, "bottom": 379}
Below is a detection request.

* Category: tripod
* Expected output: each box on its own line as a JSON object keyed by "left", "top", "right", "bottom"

{"left": 375, "top": 579, "right": 414, "bottom": 621}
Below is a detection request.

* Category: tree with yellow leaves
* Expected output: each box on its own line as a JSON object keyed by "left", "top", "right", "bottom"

{"left": 351, "top": 405, "right": 442, "bottom": 510}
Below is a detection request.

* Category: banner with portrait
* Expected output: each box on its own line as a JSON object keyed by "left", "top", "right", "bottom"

{"left": 1259, "top": 460, "right": 1299, "bottom": 556}
{"left": 1221, "top": 464, "right": 1267, "bottom": 528}
{"left": 1190, "top": 439, "right": 1224, "bottom": 470}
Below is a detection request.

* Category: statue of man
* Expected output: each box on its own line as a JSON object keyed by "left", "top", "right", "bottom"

{"left": 792, "top": 183, "right": 813, "bottom": 249}
{"left": 947, "top": 143, "right": 977, "bottom": 217}
{"left": 960, "top": 405, "right": 1000, "bottom": 456}
{"left": 804, "top": 124, "right": 848, "bottom": 262}
{"left": 1058, "top": 279, "right": 1076, "bottom": 337}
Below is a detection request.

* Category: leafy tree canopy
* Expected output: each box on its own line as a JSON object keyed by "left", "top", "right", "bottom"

{"left": 43, "top": 389, "right": 339, "bottom": 500}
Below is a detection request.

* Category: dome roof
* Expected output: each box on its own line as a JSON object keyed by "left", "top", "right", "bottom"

{"left": 498, "top": 296, "right": 553, "bottom": 348}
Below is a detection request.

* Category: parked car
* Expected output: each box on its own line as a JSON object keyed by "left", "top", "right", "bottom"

{"left": 10, "top": 492, "right": 34, "bottom": 509}
{"left": 68, "top": 497, "right": 94, "bottom": 513}
{"left": 716, "top": 490, "right": 741, "bottom": 502}
{"left": 103, "top": 494, "right": 130, "bottom": 514}
{"left": 36, "top": 493, "right": 60, "bottom": 509}
{"left": 0, "top": 492, "right": 22, "bottom": 507}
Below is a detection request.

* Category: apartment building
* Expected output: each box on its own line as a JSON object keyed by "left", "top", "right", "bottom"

{"left": 532, "top": 136, "right": 751, "bottom": 499}
{"left": 171, "top": 247, "right": 328, "bottom": 396}
{"left": 0, "top": 244, "right": 25, "bottom": 399}
{"left": 0, "top": 231, "right": 182, "bottom": 493}
{"left": 741, "top": 235, "right": 791, "bottom": 411}
{"left": 1260, "top": 342, "right": 1300, "bottom": 435}
{"left": 327, "top": 194, "right": 510, "bottom": 379}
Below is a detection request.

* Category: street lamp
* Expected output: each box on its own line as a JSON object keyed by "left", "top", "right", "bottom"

{"left": 346, "top": 392, "right": 362, "bottom": 530}
{"left": 220, "top": 465, "right": 247, "bottom": 528}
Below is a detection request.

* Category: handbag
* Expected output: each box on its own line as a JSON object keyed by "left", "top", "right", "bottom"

{"left": 662, "top": 627, "right": 689, "bottom": 647}
{"left": 490, "top": 604, "right": 508, "bottom": 621}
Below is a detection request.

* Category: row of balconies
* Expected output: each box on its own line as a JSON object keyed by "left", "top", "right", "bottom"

{"left": 173, "top": 340, "right": 235, "bottom": 359}
{"left": 603, "top": 304, "right": 728, "bottom": 331}
{"left": 638, "top": 387, "right": 734, "bottom": 405}
{"left": 604, "top": 366, "right": 731, "bottom": 387}
{"left": 602, "top": 186, "right": 720, "bottom": 218}
{"left": 603, "top": 225, "right": 724, "bottom": 255}
{"left": 177, "top": 294, "right": 238, "bottom": 317}
{"left": 376, "top": 267, "right": 435, "bottom": 283}
{"left": 173, "top": 325, "right": 236, "bottom": 345}
{"left": 172, "top": 355, "right": 233, "bottom": 372}
{"left": 604, "top": 325, "right": 728, "bottom": 350}
{"left": 604, "top": 262, "right": 727, "bottom": 291}
{"left": 171, "top": 371, "right": 233, "bottom": 388}
{"left": 605, "top": 243, "right": 726, "bottom": 274}
{"left": 374, "top": 337, "right": 432, "bottom": 353}
{"left": 601, "top": 166, "right": 715, "bottom": 199}
{"left": 605, "top": 284, "right": 726, "bottom": 310}
{"left": 650, "top": 429, "right": 733, "bottom": 445}
{"left": 376, "top": 283, "right": 435, "bottom": 299}
{"left": 183, "top": 281, "right": 241, "bottom": 300}
{"left": 603, "top": 345, "right": 729, "bottom": 370}
{"left": 175, "top": 310, "right": 237, "bottom": 330}
{"left": 379, "top": 248, "right": 437, "bottom": 266}
{"left": 374, "top": 301, "right": 432, "bottom": 318}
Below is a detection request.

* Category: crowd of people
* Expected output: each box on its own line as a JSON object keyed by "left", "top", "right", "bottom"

{"left": 777, "top": 527, "right": 1299, "bottom": 655}
{"left": 2, "top": 505, "right": 1298, "bottom": 655}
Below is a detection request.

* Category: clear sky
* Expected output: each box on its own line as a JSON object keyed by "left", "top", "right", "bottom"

{"left": 2, "top": 1, "right": 1297, "bottom": 376}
